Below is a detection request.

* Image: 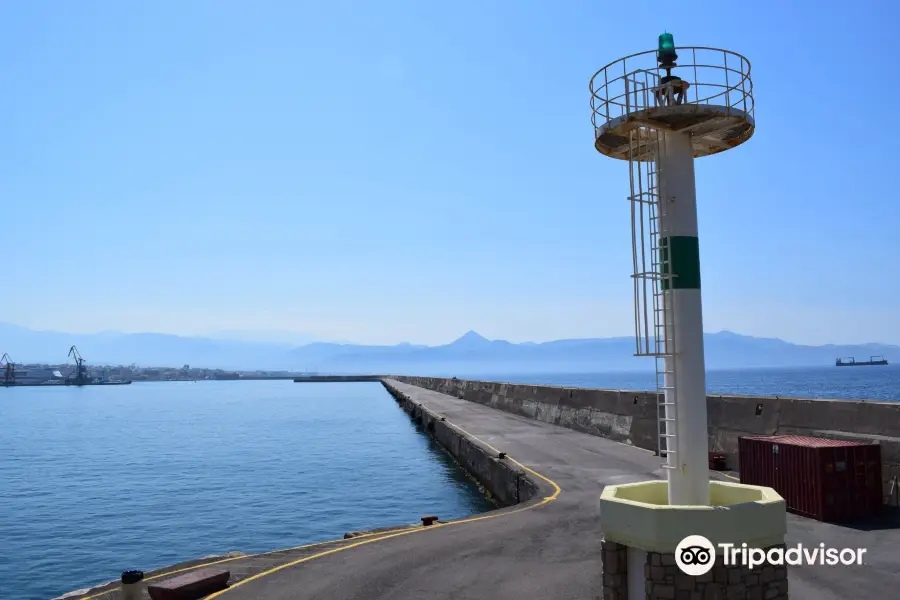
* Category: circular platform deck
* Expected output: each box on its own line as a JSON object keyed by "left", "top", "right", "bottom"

{"left": 593, "top": 103, "right": 754, "bottom": 160}
{"left": 589, "top": 46, "right": 755, "bottom": 161}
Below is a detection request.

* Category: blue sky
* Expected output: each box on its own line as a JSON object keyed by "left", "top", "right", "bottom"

{"left": 1, "top": 1, "right": 898, "bottom": 346}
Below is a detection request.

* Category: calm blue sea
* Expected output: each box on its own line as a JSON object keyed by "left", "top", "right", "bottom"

{"left": 2, "top": 367, "right": 898, "bottom": 599}
{"left": 474, "top": 365, "right": 900, "bottom": 402}
{"left": 0, "top": 382, "right": 493, "bottom": 600}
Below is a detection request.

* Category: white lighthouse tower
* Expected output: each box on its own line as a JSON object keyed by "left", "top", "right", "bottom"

{"left": 593, "top": 35, "right": 787, "bottom": 600}
{"left": 590, "top": 35, "right": 755, "bottom": 506}
{"left": 591, "top": 33, "right": 788, "bottom": 600}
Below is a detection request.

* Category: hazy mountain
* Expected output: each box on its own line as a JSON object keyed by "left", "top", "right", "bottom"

{"left": 0, "top": 323, "right": 288, "bottom": 371}
{"left": 204, "top": 330, "right": 319, "bottom": 346}
{"left": 1, "top": 322, "right": 897, "bottom": 374}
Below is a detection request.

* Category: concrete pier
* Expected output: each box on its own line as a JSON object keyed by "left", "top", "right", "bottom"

{"left": 394, "top": 376, "right": 900, "bottom": 502}
{"left": 293, "top": 375, "right": 384, "bottom": 382}
{"left": 64, "top": 379, "right": 900, "bottom": 600}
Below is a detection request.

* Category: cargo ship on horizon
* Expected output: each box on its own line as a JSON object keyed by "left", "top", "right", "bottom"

{"left": 835, "top": 355, "right": 889, "bottom": 367}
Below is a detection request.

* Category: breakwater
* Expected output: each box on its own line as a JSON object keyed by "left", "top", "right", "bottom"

{"left": 381, "top": 379, "right": 539, "bottom": 506}
{"left": 293, "top": 375, "right": 383, "bottom": 382}
{"left": 391, "top": 376, "right": 900, "bottom": 501}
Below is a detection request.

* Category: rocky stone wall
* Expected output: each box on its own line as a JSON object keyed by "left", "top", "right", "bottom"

{"left": 601, "top": 540, "right": 789, "bottom": 600}
{"left": 601, "top": 540, "right": 629, "bottom": 600}
{"left": 644, "top": 546, "right": 788, "bottom": 600}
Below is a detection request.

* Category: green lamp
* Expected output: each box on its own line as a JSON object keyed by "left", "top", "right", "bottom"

{"left": 657, "top": 32, "right": 678, "bottom": 66}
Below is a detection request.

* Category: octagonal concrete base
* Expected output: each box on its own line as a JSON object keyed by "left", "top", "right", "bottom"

{"left": 600, "top": 479, "right": 786, "bottom": 553}
{"left": 600, "top": 480, "right": 789, "bottom": 600}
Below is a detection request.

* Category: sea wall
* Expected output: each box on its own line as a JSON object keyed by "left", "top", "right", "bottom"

{"left": 294, "top": 375, "right": 383, "bottom": 382}
{"left": 391, "top": 376, "right": 900, "bottom": 503}
{"left": 381, "top": 379, "right": 538, "bottom": 506}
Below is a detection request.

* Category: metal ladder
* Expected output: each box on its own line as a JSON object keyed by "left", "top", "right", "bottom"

{"left": 625, "top": 72, "right": 678, "bottom": 466}
{"left": 652, "top": 191, "right": 677, "bottom": 468}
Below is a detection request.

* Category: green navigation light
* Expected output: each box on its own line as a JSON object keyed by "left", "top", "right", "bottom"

{"left": 657, "top": 32, "right": 678, "bottom": 65}
{"left": 658, "top": 32, "right": 675, "bottom": 53}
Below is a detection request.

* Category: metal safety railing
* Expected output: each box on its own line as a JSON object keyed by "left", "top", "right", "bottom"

{"left": 590, "top": 47, "right": 754, "bottom": 135}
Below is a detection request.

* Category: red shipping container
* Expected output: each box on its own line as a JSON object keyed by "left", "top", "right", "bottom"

{"left": 739, "top": 434, "right": 882, "bottom": 522}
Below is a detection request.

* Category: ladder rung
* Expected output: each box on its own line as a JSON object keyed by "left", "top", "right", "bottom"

{"left": 660, "top": 418, "right": 676, "bottom": 422}
{"left": 661, "top": 434, "right": 677, "bottom": 438}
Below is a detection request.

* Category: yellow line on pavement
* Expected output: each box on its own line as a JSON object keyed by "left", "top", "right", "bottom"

{"left": 77, "top": 527, "right": 415, "bottom": 599}
{"left": 441, "top": 419, "right": 561, "bottom": 500}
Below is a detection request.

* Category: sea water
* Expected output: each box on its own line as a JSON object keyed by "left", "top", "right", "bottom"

{"left": 479, "top": 365, "right": 900, "bottom": 401}
{"left": 0, "top": 381, "right": 493, "bottom": 600}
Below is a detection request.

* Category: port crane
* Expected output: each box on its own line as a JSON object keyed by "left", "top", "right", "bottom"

{"left": 67, "top": 345, "right": 89, "bottom": 385}
{"left": 1, "top": 353, "right": 14, "bottom": 385}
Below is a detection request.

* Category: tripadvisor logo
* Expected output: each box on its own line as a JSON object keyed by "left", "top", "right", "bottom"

{"left": 674, "top": 535, "right": 867, "bottom": 575}
{"left": 675, "top": 535, "right": 716, "bottom": 576}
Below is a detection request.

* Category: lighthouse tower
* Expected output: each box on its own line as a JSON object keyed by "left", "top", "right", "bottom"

{"left": 590, "top": 35, "right": 755, "bottom": 506}
{"left": 593, "top": 35, "right": 789, "bottom": 600}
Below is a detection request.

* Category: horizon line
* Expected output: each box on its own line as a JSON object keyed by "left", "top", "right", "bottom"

{"left": 1, "top": 322, "right": 898, "bottom": 350}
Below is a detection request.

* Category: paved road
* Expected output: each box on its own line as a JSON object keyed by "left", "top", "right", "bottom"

{"left": 200, "top": 380, "right": 900, "bottom": 600}
{"left": 68, "top": 380, "right": 900, "bottom": 600}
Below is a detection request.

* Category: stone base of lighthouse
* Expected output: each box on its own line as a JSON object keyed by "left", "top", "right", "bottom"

{"left": 599, "top": 481, "right": 789, "bottom": 600}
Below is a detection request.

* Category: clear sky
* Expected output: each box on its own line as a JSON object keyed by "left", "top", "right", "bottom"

{"left": 2, "top": 1, "right": 898, "bottom": 346}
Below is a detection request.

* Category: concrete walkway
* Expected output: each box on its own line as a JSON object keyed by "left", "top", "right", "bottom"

{"left": 70, "top": 380, "right": 900, "bottom": 600}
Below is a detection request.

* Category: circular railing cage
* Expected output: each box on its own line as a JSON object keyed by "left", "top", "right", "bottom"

{"left": 589, "top": 47, "right": 754, "bottom": 157}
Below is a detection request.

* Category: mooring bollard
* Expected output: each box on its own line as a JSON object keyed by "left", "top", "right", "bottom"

{"left": 120, "top": 570, "right": 145, "bottom": 600}
{"left": 421, "top": 515, "right": 439, "bottom": 526}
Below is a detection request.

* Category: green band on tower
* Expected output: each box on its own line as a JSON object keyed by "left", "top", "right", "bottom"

{"left": 660, "top": 236, "right": 701, "bottom": 290}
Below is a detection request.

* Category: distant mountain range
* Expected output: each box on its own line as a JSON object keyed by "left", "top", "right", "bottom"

{"left": 0, "top": 323, "right": 897, "bottom": 374}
